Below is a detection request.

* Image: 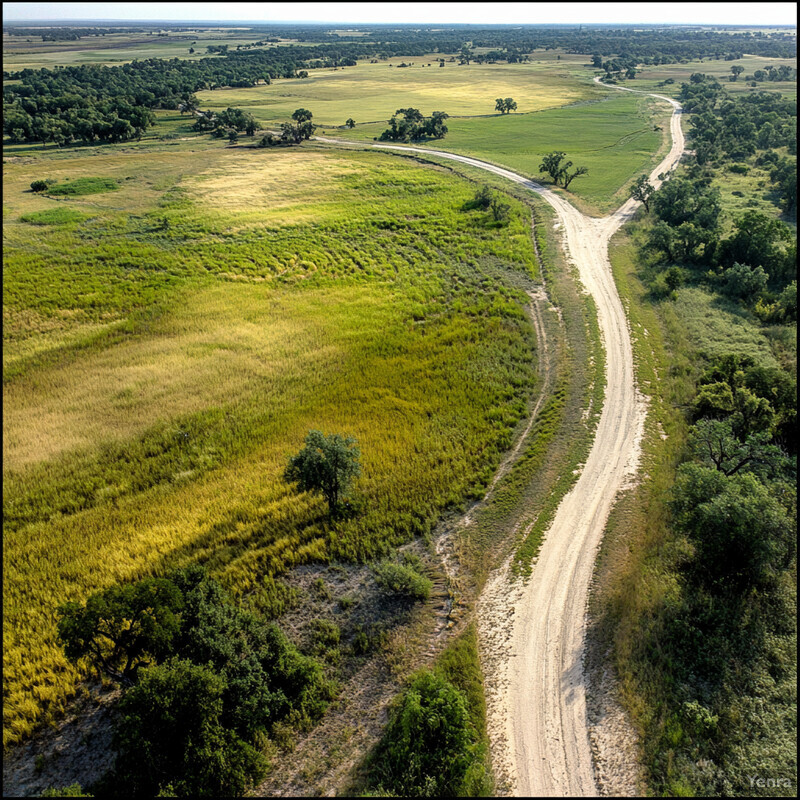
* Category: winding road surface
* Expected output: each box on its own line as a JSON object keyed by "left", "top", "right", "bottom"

{"left": 319, "top": 80, "right": 684, "bottom": 796}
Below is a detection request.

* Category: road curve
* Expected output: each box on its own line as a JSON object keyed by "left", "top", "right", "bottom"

{"left": 318, "top": 81, "right": 684, "bottom": 796}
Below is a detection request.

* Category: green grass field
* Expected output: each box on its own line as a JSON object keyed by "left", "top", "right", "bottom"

{"left": 325, "top": 90, "right": 668, "bottom": 213}
{"left": 3, "top": 143, "right": 542, "bottom": 748}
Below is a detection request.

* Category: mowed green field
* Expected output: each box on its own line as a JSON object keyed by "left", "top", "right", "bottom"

{"left": 3, "top": 144, "right": 541, "bottom": 747}
{"left": 326, "top": 90, "right": 668, "bottom": 213}
{"left": 196, "top": 56, "right": 600, "bottom": 126}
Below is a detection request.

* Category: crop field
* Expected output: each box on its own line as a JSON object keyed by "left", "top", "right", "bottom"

{"left": 327, "top": 91, "right": 667, "bottom": 213}
{"left": 196, "top": 56, "right": 600, "bottom": 126}
{"left": 3, "top": 143, "right": 543, "bottom": 747}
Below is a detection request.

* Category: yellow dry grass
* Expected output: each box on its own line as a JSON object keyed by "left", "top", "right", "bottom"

{"left": 3, "top": 282, "right": 385, "bottom": 470}
{"left": 196, "top": 57, "right": 597, "bottom": 126}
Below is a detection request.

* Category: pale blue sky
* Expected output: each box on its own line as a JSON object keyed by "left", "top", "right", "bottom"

{"left": 3, "top": 2, "right": 797, "bottom": 26}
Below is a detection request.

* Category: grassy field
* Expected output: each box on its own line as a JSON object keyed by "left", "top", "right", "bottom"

{"left": 626, "top": 54, "right": 797, "bottom": 98}
{"left": 3, "top": 144, "right": 541, "bottom": 747}
{"left": 196, "top": 55, "right": 599, "bottom": 126}
{"left": 2, "top": 28, "right": 269, "bottom": 69}
{"left": 325, "top": 90, "right": 668, "bottom": 214}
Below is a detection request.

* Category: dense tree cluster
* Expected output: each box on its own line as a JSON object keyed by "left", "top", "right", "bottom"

{"left": 378, "top": 107, "right": 450, "bottom": 141}
{"left": 58, "top": 567, "right": 333, "bottom": 796}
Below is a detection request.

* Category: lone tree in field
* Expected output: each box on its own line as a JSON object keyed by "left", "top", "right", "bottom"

{"left": 538, "top": 151, "right": 589, "bottom": 190}
{"left": 495, "top": 97, "right": 517, "bottom": 114}
{"left": 285, "top": 430, "right": 361, "bottom": 514}
{"left": 730, "top": 64, "right": 744, "bottom": 81}
{"left": 539, "top": 151, "right": 568, "bottom": 184}
{"left": 345, "top": 117, "right": 356, "bottom": 128}
{"left": 291, "top": 108, "right": 315, "bottom": 139}
{"left": 630, "top": 174, "right": 655, "bottom": 211}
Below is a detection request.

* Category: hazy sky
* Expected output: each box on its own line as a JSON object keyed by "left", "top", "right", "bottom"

{"left": 4, "top": 2, "right": 798, "bottom": 26}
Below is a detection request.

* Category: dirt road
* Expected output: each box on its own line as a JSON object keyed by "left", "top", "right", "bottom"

{"left": 317, "top": 81, "right": 684, "bottom": 796}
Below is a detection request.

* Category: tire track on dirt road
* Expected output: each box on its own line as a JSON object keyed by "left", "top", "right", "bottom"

{"left": 316, "top": 80, "right": 684, "bottom": 796}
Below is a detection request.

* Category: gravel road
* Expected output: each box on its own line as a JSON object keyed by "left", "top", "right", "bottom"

{"left": 316, "top": 80, "right": 684, "bottom": 796}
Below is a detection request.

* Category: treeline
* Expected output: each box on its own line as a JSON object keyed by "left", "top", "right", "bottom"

{"left": 622, "top": 75, "right": 797, "bottom": 793}
{"left": 55, "top": 566, "right": 334, "bottom": 796}
{"left": 3, "top": 26, "right": 149, "bottom": 39}
{"left": 277, "top": 23, "right": 796, "bottom": 60}
{"left": 3, "top": 41, "right": 380, "bottom": 146}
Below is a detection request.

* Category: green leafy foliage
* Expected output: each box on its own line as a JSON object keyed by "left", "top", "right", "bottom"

{"left": 57, "top": 577, "right": 184, "bottom": 685}
{"left": 113, "top": 657, "right": 267, "bottom": 797}
{"left": 368, "top": 670, "right": 477, "bottom": 797}
{"left": 670, "top": 463, "right": 793, "bottom": 588}
{"left": 373, "top": 559, "right": 432, "bottom": 602}
{"left": 284, "top": 430, "right": 361, "bottom": 514}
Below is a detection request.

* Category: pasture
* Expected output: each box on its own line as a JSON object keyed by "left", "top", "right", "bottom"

{"left": 195, "top": 56, "right": 600, "bottom": 126}
{"left": 3, "top": 144, "right": 541, "bottom": 747}
{"left": 2, "top": 28, "right": 268, "bottom": 70}
{"left": 326, "top": 91, "right": 668, "bottom": 214}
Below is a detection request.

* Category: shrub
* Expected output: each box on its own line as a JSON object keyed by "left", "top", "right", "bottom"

{"left": 368, "top": 670, "right": 477, "bottom": 796}
{"left": 373, "top": 560, "right": 432, "bottom": 602}
{"left": 30, "top": 179, "right": 53, "bottom": 192}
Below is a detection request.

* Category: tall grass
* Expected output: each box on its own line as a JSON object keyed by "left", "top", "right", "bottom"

{"left": 3, "top": 147, "right": 539, "bottom": 747}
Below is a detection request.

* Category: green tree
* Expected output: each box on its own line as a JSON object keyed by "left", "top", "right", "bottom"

{"left": 718, "top": 210, "right": 793, "bottom": 282}
{"left": 57, "top": 577, "right": 184, "bottom": 686}
{"left": 730, "top": 64, "right": 744, "bottom": 81}
{"left": 113, "top": 658, "right": 267, "bottom": 797}
{"left": 369, "top": 670, "right": 477, "bottom": 796}
{"left": 630, "top": 174, "right": 655, "bottom": 211}
{"left": 670, "top": 463, "right": 793, "bottom": 587}
{"left": 284, "top": 430, "right": 361, "bottom": 513}
{"left": 688, "top": 418, "right": 787, "bottom": 478}
{"left": 345, "top": 117, "right": 356, "bottom": 128}
{"left": 723, "top": 261, "right": 768, "bottom": 300}
{"left": 284, "top": 108, "right": 315, "bottom": 142}
{"left": 539, "top": 151, "right": 567, "bottom": 185}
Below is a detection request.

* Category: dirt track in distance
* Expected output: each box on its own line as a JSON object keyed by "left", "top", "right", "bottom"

{"left": 317, "top": 80, "right": 684, "bottom": 796}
